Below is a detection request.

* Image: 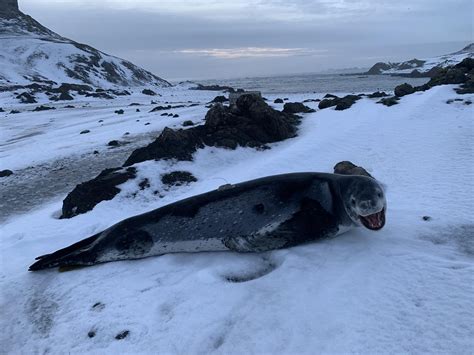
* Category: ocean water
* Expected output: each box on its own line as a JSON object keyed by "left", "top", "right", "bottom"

{"left": 198, "top": 73, "right": 430, "bottom": 95}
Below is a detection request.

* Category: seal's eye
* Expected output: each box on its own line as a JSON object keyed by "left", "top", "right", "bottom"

{"left": 377, "top": 193, "right": 382, "bottom": 198}
{"left": 351, "top": 198, "right": 356, "bottom": 206}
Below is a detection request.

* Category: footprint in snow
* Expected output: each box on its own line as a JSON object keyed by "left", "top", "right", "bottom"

{"left": 222, "top": 255, "right": 281, "bottom": 283}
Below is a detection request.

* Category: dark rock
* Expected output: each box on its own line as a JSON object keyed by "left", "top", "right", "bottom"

{"left": 16, "top": 92, "right": 37, "bottom": 104}
{"left": 114, "top": 109, "right": 124, "bottom": 115}
{"left": 161, "top": 171, "right": 197, "bottom": 186}
{"left": 333, "top": 161, "right": 372, "bottom": 178}
{"left": 138, "top": 178, "right": 150, "bottom": 190}
{"left": 142, "top": 89, "right": 156, "bottom": 96}
{"left": 115, "top": 330, "right": 130, "bottom": 340}
{"left": 160, "top": 113, "right": 168, "bottom": 116}
{"left": 283, "top": 98, "right": 289, "bottom": 101}
{"left": 464, "top": 100, "right": 472, "bottom": 105}
{"left": 50, "top": 91, "right": 74, "bottom": 101}
{"left": 64, "top": 105, "right": 75, "bottom": 108}
{"left": 377, "top": 96, "right": 400, "bottom": 107}
{"left": 10, "top": 110, "right": 20, "bottom": 114}
{"left": 33, "top": 105, "right": 56, "bottom": 112}
{"left": 98, "top": 119, "right": 103, "bottom": 122}
{"left": 57, "top": 83, "right": 93, "bottom": 93}
{"left": 173, "top": 114, "right": 179, "bottom": 118}
{"left": 124, "top": 132, "right": 130, "bottom": 135}
{"left": 210, "top": 95, "right": 228, "bottom": 103}
{"left": 182, "top": 120, "right": 194, "bottom": 126}
{"left": 283, "top": 102, "right": 315, "bottom": 114}
{"left": 422, "top": 216, "right": 432, "bottom": 221}
{"left": 318, "top": 99, "right": 337, "bottom": 109}
{"left": 149, "top": 105, "right": 172, "bottom": 112}
{"left": 80, "top": 130, "right": 90, "bottom": 134}
{"left": 124, "top": 127, "right": 203, "bottom": 165}
{"left": 107, "top": 140, "right": 120, "bottom": 146}
{"left": 88, "top": 331, "right": 96, "bottom": 338}
{"left": 85, "top": 92, "right": 114, "bottom": 99}
{"left": 274, "top": 98, "right": 284, "bottom": 103}
{"left": 136, "top": 108, "right": 140, "bottom": 112}
{"left": 394, "top": 83, "right": 415, "bottom": 97}
{"left": 0, "top": 107, "right": 4, "bottom": 112}
{"left": 318, "top": 95, "right": 361, "bottom": 110}
{"left": 93, "top": 150, "right": 99, "bottom": 154}
{"left": 303, "top": 99, "right": 320, "bottom": 103}
{"left": 167, "top": 113, "right": 173, "bottom": 116}
{"left": 129, "top": 103, "right": 140, "bottom": 106}
{"left": 190, "top": 84, "right": 235, "bottom": 92}
{"left": 61, "top": 167, "right": 137, "bottom": 218}
{"left": 144, "top": 122, "right": 150, "bottom": 125}
{"left": 323, "top": 94, "right": 339, "bottom": 99}
{"left": 0, "top": 169, "right": 14, "bottom": 177}
{"left": 368, "top": 91, "right": 389, "bottom": 98}
{"left": 334, "top": 95, "right": 361, "bottom": 111}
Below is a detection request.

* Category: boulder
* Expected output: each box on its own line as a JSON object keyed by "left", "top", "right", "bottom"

{"left": 283, "top": 102, "right": 315, "bottom": 114}
{"left": 0, "top": 169, "right": 13, "bottom": 177}
{"left": 161, "top": 171, "right": 197, "bottom": 186}
{"left": 377, "top": 96, "right": 400, "bottom": 106}
{"left": 274, "top": 98, "right": 284, "bottom": 103}
{"left": 107, "top": 140, "right": 120, "bottom": 146}
{"left": 80, "top": 130, "right": 90, "bottom": 134}
{"left": 142, "top": 89, "right": 157, "bottom": 96}
{"left": 333, "top": 161, "right": 372, "bottom": 178}
{"left": 182, "top": 120, "right": 194, "bottom": 126}
{"left": 114, "top": 109, "right": 124, "bottom": 114}
{"left": 368, "top": 91, "right": 388, "bottom": 98}
{"left": 33, "top": 105, "right": 56, "bottom": 111}
{"left": 16, "top": 92, "right": 37, "bottom": 104}
{"left": 61, "top": 167, "right": 137, "bottom": 218}
{"left": 394, "top": 83, "right": 415, "bottom": 97}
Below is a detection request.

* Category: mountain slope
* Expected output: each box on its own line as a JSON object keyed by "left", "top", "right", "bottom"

{"left": 0, "top": 1, "right": 170, "bottom": 88}
{"left": 366, "top": 43, "right": 474, "bottom": 77}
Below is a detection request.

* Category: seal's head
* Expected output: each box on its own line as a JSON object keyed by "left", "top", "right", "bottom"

{"left": 339, "top": 175, "right": 386, "bottom": 230}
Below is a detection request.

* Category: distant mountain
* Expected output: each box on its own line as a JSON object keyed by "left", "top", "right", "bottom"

{"left": 365, "top": 43, "right": 474, "bottom": 77}
{"left": 0, "top": 0, "right": 170, "bottom": 88}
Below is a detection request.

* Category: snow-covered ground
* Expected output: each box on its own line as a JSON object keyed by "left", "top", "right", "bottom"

{"left": 0, "top": 85, "right": 473, "bottom": 354}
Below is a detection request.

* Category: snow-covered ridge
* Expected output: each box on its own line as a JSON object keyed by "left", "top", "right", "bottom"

{"left": 0, "top": 4, "right": 170, "bottom": 89}
{"left": 366, "top": 43, "right": 474, "bottom": 76}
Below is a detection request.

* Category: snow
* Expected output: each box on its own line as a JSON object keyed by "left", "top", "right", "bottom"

{"left": 1, "top": 85, "right": 473, "bottom": 354}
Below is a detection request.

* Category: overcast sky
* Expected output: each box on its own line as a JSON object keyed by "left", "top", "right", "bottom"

{"left": 21, "top": 0, "right": 473, "bottom": 81}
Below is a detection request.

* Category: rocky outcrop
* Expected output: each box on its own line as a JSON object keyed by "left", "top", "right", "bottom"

{"left": 190, "top": 84, "right": 238, "bottom": 92}
{"left": 124, "top": 94, "right": 298, "bottom": 166}
{"left": 394, "top": 83, "right": 415, "bottom": 97}
{"left": 61, "top": 167, "right": 136, "bottom": 218}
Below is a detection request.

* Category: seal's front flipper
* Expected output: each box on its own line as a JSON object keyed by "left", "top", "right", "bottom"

{"left": 224, "top": 198, "right": 338, "bottom": 253}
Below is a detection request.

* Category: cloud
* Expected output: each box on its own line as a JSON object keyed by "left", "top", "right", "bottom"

{"left": 174, "top": 47, "right": 328, "bottom": 59}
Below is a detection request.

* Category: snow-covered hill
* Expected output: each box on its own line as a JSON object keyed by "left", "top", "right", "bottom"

{"left": 366, "top": 43, "right": 474, "bottom": 76}
{"left": 1, "top": 83, "right": 473, "bottom": 354}
{"left": 0, "top": 1, "right": 170, "bottom": 89}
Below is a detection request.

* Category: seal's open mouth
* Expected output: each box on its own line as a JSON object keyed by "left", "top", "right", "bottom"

{"left": 359, "top": 209, "right": 385, "bottom": 230}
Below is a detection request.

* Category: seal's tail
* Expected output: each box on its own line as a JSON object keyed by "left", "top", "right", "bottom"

{"left": 29, "top": 234, "right": 100, "bottom": 271}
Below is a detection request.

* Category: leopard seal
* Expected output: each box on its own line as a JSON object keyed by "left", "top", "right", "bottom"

{"left": 29, "top": 172, "right": 386, "bottom": 271}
